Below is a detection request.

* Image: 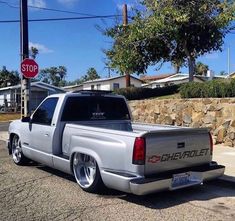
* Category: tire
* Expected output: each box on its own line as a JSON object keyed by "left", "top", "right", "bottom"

{"left": 11, "top": 135, "right": 29, "bottom": 165}
{"left": 73, "top": 152, "right": 104, "bottom": 193}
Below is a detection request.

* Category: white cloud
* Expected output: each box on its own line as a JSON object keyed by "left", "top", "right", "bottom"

{"left": 57, "top": 0, "right": 78, "bottom": 6}
{"left": 28, "top": 0, "right": 46, "bottom": 8}
{"left": 117, "top": 3, "right": 134, "bottom": 11}
{"left": 29, "top": 42, "right": 54, "bottom": 54}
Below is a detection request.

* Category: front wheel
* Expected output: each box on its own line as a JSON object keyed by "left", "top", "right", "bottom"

{"left": 11, "top": 135, "right": 29, "bottom": 165}
{"left": 73, "top": 152, "right": 104, "bottom": 193}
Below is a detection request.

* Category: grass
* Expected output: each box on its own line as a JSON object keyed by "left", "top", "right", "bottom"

{"left": 0, "top": 113, "right": 21, "bottom": 122}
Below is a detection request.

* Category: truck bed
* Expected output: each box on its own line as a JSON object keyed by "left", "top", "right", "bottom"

{"left": 62, "top": 121, "right": 211, "bottom": 176}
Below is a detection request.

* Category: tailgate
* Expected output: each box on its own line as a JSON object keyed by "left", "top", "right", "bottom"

{"left": 144, "top": 129, "right": 212, "bottom": 175}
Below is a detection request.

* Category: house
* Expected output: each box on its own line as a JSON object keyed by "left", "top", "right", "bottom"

{"left": 140, "top": 73, "right": 175, "bottom": 83}
{"left": 226, "top": 72, "right": 235, "bottom": 78}
{"left": 142, "top": 73, "right": 204, "bottom": 88}
{"left": 63, "top": 75, "right": 143, "bottom": 92}
{"left": 83, "top": 75, "right": 143, "bottom": 91}
{"left": 0, "top": 81, "right": 65, "bottom": 111}
{"left": 62, "top": 84, "right": 83, "bottom": 92}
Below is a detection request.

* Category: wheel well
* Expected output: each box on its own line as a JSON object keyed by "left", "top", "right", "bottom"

{"left": 70, "top": 151, "right": 101, "bottom": 175}
{"left": 70, "top": 152, "right": 75, "bottom": 174}
{"left": 9, "top": 133, "right": 17, "bottom": 154}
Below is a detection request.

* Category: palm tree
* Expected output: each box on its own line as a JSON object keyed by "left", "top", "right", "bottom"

{"left": 58, "top": 66, "right": 67, "bottom": 81}
{"left": 30, "top": 47, "right": 39, "bottom": 59}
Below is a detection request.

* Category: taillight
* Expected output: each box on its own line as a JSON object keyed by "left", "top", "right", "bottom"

{"left": 209, "top": 132, "right": 213, "bottom": 155}
{"left": 132, "top": 137, "right": 145, "bottom": 165}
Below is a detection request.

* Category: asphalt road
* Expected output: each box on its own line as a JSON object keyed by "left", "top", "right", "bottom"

{"left": 0, "top": 141, "right": 235, "bottom": 221}
{"left": 0, "top": 122, "right": 9, "bottom": 131}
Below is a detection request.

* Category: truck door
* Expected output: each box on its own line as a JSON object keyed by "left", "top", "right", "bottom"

{"left": 27, "top": 97, "right": 58, "bottom": 166}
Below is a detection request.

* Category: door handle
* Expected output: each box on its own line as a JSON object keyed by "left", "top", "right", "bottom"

{"left": 44, "top": 133, "right": 49, "bottom": 137}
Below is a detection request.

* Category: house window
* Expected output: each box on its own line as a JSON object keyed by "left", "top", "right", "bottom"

{"left": 91, "top": 85, "right": 95, "bottom": 90}
{"left": 96, "top": 84, "right": 101, "bottom": 90}
{"left": 113, "top": 83, "right": 119, "bottom": 90}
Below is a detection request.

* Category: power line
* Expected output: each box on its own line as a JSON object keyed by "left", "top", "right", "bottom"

{"left": 0, "top": 1, "right": 122, "bottom": 22}
{"left": 0, "top": 15, "right": 122, "bottom": 23}
{"left": 28, "top": 5, "right": 96, "bottom": 17}
{"left": 0, "top": 0, "right": 99, "bottom": 16}
{"left": 0, "top": 0, "right": 18, "bottom": 8}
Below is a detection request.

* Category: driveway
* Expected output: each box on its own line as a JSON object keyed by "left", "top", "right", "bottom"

{"left": 0, "top": 140, "right": 235, "bottom": 221}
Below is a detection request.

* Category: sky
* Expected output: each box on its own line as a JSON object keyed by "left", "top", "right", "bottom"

{"left": 0, "top": 0, "right": 234, "bottom": 82}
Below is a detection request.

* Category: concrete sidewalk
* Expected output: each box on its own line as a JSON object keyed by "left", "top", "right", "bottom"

{"left": 0, "top": 131, "right": 8, "bottom": 142}
{"left": 213, "top": 144, "right": 235, "bottom": 182}
{"left": 0, "top": 131, "right": 234, "bottom": 182}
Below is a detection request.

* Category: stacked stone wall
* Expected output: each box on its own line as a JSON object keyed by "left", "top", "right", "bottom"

{"left": 129, "top": 98, "right": 235, "bottom": 147}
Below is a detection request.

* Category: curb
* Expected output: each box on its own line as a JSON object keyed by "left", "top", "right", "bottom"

{"left": 219, "top": 175, "right": 235, "bottom": 183}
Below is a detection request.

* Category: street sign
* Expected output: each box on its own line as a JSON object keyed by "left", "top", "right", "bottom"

{"left": 21, "top": 58, "right": 39, "bottom": 78}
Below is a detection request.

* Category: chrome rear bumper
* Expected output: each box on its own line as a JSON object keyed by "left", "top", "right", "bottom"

{"left": 101, "top": 163, "right": 225, "bottom": 195}
{"left": 130, "top": 164, "right": 225, "bottom": 195}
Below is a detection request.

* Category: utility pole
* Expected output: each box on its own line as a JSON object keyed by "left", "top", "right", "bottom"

{"left": 228, "top": 46, "right": 230, "bottom": 75}
{"left": 105, "top": 66, "right": 111, "bottom": 78}
{"left": 20, "top": 0, "right": 31, "bottom": 118}
{"left": 123, "top": 4, "right": 130, "bottom": 87}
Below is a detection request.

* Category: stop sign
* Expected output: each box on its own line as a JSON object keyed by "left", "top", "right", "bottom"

{"left": 21, "top": 58, "right": 39, "bottom": 78}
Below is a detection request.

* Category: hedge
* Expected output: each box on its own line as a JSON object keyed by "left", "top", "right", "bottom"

{"left": 114, "top": 85, "right": 180, "bottom": 100}
{"left": 180, "top": 79, "right": 235, "bottom": 98}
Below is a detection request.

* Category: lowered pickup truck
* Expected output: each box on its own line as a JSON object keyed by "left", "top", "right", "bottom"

{"left": 7, "top": 91, "right": 225, "bottom": 195}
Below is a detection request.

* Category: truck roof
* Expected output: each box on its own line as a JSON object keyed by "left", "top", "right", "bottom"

{"left": 47, "top": 90, "right": 125, "bottom": 100}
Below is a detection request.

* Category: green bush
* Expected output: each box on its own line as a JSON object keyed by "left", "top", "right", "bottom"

{"left": 180, "top": 79, "right": 235, "bottom": 98}
{"left": 114, "top": 85, "right": 180, "bottom": 100}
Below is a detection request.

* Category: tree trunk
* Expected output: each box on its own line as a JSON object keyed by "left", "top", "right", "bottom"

{"left": 188, "top": 56, "right": 195, "bottom": 82}
{"left": 174, "top": 65, "right": 180, "bottom": 74}
{"left": 183, "top": 41, "right": 195, "bottom": 82}
{"left": 125, "top": 73, "right": 131, "bottom": 87}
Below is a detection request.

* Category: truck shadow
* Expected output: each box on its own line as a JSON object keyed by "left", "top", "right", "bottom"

{"left": 34, "top": 163, "right": 235, "bottom": 210}
{"left": 31, "top": 162, "right": 75, "bottom": 182}
{"left": 120, "top": 179, "right": 235, "bottom": 209}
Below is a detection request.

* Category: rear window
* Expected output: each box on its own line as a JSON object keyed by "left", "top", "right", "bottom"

{"left": 61, "top": 96, "right": 130, "bottom": 121}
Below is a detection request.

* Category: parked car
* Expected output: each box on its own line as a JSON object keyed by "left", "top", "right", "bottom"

{"left": 7, "top": 91, "right": 225, "bottom": 195}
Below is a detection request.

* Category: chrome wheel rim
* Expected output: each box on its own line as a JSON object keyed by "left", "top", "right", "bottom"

{"left": 73, "top": 153, "right": 97, "bottom": 188}
{"left": 12, "top": 136, "right": 22, "bottom": 164}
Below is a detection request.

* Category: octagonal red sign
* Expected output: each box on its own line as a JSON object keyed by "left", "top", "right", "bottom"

{"left": 21, "top": 58, "right": 39, "bottom": 78}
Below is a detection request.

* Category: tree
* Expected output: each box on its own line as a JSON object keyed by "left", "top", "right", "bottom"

{"left": 64, "top": 68, "right": 100, "bottom": 86}
{"left": 172, "top": 59, "right": 185, "bottom": 73}
{"left": 195, "top": 62, "right": 209, "bottom": 76}
{"left": 85, "top": 67, "right": 100, "bottom": 81}
{"left": 104, "top": 0, "right": 235, "bottom": 82}
{"left": 39, "top": 66, "right": 67, "bottom": 86}
{"left": 219, "top": 71, "right": 227, "bottom": 76}
{"left": 58, "top": 66, "right": 67, "bottom": 81}
{"left": 29, "top": 46, "right": 39, "bottom": 59}
{"left": 0, "top": 66, "right": 20, "bottom": 88}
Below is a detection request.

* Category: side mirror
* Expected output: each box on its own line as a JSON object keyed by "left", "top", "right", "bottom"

{"left": 21, "top": 116, "right": 31, "bottom": 123}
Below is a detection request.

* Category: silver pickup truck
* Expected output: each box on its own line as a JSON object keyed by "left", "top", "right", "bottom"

{"left": 7, "top": 91, "right": 225, "bottom": 195}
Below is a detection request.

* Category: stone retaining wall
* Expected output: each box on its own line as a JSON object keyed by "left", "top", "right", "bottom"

{"left": 129, "top": 98, "right": 235, "bottom": 147}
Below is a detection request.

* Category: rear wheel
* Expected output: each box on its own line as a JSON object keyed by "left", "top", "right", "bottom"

{"left": 11, "top": 135, "right": 28, "bottom": 165}
{"left": 73, "top": 152, "right": 104, "bottom": 193}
